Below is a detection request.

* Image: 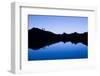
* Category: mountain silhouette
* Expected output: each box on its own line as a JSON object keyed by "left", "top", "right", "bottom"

{"left": 28, "top": 27, "right": 88, "bottom": 50}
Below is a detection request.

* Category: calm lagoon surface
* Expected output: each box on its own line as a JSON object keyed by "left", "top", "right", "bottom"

{"left": 28, "top": 42, "right": 88, "bottom": 61}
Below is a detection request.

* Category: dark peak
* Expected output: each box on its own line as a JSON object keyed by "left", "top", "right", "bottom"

{"left": 62, "top": 32, "right": 88, "bottom": 35}
{"left": 29, "top": 27, "right": 44, "bottom": 31}
{"left": 29, "top": 27, "right": 48, "bottom": 33}
{"left": 29, "top": 27, "right": 56, "bottom": 36}
{"left": 70, "top": 32, "right": 88, "bottom": 35}
{"left": 83, "top": 32, "right": 88, "bottom": 34}
{"left": 70, "top": 32, "right": 79, "bottom": 34}
{"left": 74, "top": 32, "right": 77, "bottom": 34}
{"left": 62, "top": 32, "right": 67, "bottom": 35}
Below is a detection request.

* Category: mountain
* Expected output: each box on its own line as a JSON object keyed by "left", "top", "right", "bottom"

{"left": 28, "top": 27, "right": 88, "bottom": 50}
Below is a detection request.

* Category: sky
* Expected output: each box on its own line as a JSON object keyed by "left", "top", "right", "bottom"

{"left": 28, "top": 15, "right": 88, "bottom": 34}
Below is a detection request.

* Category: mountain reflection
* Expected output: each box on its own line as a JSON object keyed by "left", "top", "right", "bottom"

{"left": 28, "top": 27, "right": 88, "bottom": 50}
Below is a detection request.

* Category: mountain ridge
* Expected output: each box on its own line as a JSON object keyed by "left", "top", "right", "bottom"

{"left": 28, "top": 27, "right": 88, "bottom": 50}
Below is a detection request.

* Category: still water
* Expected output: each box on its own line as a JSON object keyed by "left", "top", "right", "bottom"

{"left": 28, "top": 42, "right": 88, "bottom": 61}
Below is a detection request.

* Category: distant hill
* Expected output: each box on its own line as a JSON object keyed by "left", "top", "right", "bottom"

{"left": 28, "top": 27, "right": 88, "bottom": 50}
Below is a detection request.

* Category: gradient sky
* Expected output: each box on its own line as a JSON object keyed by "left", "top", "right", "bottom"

{"left": 28, "top": 15, "right": 88, "bottom": 34}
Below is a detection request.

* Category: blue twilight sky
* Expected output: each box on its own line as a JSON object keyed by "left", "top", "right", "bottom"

{"left": 28, "top": 15, "right": 88, "bottom": 34}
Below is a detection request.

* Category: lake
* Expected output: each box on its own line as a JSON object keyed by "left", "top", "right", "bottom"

{"left": 28, "top": 42, "right": 88, "bottom": 61}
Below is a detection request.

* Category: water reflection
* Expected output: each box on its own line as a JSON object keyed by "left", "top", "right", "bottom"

{"left": 29, "top": 39, "right": 87, "bottom": 50}
{"left": 28, "top": 42, "right": 88, "bottom": 61}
